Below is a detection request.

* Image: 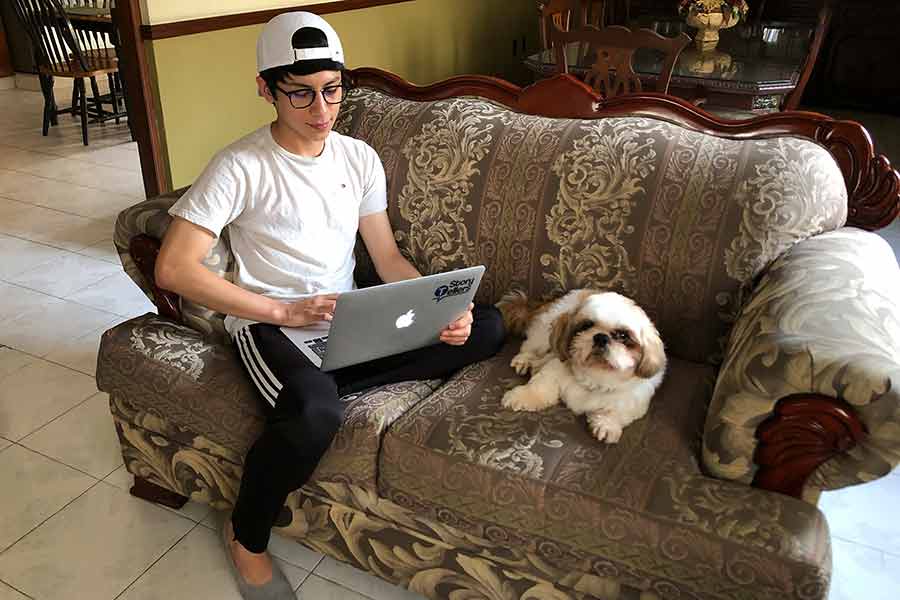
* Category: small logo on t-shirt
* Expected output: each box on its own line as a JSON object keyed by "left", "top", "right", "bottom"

{"left": 433, "top": 278, "right": 474, "bottom": 303}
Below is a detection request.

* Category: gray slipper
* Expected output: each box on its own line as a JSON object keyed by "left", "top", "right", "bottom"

{"left": 223, "top": 516, "right": 295, "bottom": 600}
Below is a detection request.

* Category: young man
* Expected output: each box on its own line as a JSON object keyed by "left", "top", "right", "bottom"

{"left": 154, "top": 12, "right": 505, "bottom": 600}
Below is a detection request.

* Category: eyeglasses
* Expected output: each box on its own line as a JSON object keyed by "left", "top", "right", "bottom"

{"left": 273, "top": 84, "right": 347, "bottom": 109}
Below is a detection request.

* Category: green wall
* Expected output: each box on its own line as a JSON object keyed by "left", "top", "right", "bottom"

{"left": 149, "top": 0, "right": 537, "bottom": 188}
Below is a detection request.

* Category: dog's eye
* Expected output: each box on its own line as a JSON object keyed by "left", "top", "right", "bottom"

{"left": 574, "top": 320, "right": 594, "bottom": 334}
{"left": 612, "top": 329, "right": 631, "bottom": 343}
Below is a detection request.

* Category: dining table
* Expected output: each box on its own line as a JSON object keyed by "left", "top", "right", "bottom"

{"left": 524, "top": 17, "right": 817, "bottom": 118}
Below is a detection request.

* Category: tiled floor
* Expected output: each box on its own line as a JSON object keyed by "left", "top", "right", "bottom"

{"left": 0, "top": 85, "right": 897, "bottom": 600}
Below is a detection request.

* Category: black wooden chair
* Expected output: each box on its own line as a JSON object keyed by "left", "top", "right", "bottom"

{"left": 12, "top": 0, "right": 124, "bottom": 145}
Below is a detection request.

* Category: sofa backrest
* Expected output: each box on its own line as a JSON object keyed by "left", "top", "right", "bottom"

{"left": 115, "top": 83, "right": 849, "bottom": 361}
{"left": 335, "top": 86, "right": 848, "bottom": 363}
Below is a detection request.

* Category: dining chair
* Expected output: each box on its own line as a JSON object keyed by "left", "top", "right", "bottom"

{"left": 548, "top": 22, "right": 691, "bottom": 97}
{"left": 538, "top": 0, "right": 607, "bottom": 50}
{"left": 12, "top": 0, "right": 122, "bottom": 145}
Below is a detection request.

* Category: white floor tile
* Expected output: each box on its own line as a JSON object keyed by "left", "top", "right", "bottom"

{"left": 21, "top": 392, "right": 123, "bottom": 479}
{"left": 14, "top": 157, "right": 145, "bottom": 199}
{"left": 297, "top": 574, "right": 371, "bottom": 600}
{"left": 0, "top": 346, "right": 35, "bottom": 380}
{"left": 0, "top": 145, "right": 55, "bottom": 172}
{"left": 0, "top": 201, "right": 112, "bottom": 252}
{"left": 68, "top": 271, "right": 156, "bottom": 318}
{"left": 829, "top": 538, "right": 899, "bottom": 600}
{"left": 0, "top": 445, "right": 95, "bottom": 552}
{"left": 0, "top": 482, "right": 194, "bottom": 600}
{"left": 75, "top": 238, "right": 120, "bottom": 264}
{"left": 0, "top": 358, "right": 100, "bottom": 440}
{"left": 117, "top": 525, "right": 308, "bottom": 600}
{"left": 0, "top": 581, "right": 30, "bottom": 600}
{"left": 0, "top": 282, "right": 61, "bottom": 324}
{"left": 0, "top": 234, "right": 69, "bottom": 281}
{"left": 104, "top": 465, "right": 212, "bottom": 524}
{"left": 43, "top": 324, "right": 108, "bottom": 376}
{"left": 8, "top": 252, "right": 119, "bottom": 297}
{"left": 315, "top": 556, "right": 426, "bottom": 600}
{"left": 68, "top": 143, "right": 141, "bottom": 173}
{"left": 0, "top": 296, "right": 117, "bottom": 357}
{"left": 820, "top": 476, "right": 900, "bottom": 556}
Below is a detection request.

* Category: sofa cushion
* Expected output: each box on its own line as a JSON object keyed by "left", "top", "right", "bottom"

{"left": 378, "top": 342, "right": 831, "bottom": 599}
{"left": 336, "top": 87, "right": 848, "bottom": 364}
{"left": 97, "top": 314, "right": 440, "bottom": 490}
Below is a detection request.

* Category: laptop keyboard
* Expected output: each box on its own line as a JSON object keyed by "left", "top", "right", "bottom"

{"left": 304, "top": 336, "right": 329, "bottom": 360}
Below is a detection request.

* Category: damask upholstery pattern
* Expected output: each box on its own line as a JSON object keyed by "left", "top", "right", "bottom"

{"left": 96, "top": 314, "right": 441, "bottom": 492}
{"left": 104, "top": 334, "right": 831, "bottom": 599}
{"left": 704, "top": 228, "right": 900, "bottom": 489}
{"left": 110, "top": 404, "right": 641, "bottom": 599}
{"left": 377, "top": 344, "right": 830, "bottom": 600}
{"left": 335, "top": 88, "right": 848, "bottom": 364}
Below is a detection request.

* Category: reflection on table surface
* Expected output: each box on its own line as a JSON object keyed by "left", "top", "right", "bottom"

{"left": 526, "top": 19, "right": 816, "bottom": 92}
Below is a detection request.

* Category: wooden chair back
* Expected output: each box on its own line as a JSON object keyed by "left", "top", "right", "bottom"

{"left": 12, "top": 0, "right": 83, "bottom": 73}
{"left": 12, "top": 0, "right": 115, "bottom": 76}
{"left": 538, "top": 0, "right": 607, "bottom": 50}
{"left": 549, "top": 23, "right": 690, "bottom": 97}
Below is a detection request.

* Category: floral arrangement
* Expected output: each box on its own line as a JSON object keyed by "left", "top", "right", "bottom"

{"left": 678, "top": 0, "right": 750, "bottom": 23}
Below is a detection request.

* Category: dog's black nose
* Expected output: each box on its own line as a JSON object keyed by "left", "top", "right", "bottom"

{"left": 593, "top": 333, "right": 609, "bottom": 347}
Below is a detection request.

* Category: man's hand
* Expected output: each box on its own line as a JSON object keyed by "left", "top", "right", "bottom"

{"left": 440, "top": 303, "right": 474, "bottom": 346}
{"left": 279, "top": 294, "right": 338, "bottom": 327}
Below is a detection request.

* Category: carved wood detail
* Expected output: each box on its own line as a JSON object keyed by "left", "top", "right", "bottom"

{"left": 129, "top": 234, "right": 182, "bottom": 321}
{"left": 349, "top": 68, "right": 900, "bottom": 230}
{"left": 130, "top": 476, "right": 189, "bottom": 509}
{"left": 752, "top": 394, "right": 867, "bottom": 499}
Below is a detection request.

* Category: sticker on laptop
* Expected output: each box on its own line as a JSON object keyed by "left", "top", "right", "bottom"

{"left": 433, "top": 277, "right": 474, "bottom": 303}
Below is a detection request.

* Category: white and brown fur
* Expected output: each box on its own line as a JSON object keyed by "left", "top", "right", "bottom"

{"left": 497, "top": 289, "right": 666, "bottom": 443}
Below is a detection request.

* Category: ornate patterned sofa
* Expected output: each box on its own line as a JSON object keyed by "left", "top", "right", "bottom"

{"left": 96, "top": 68, "right": 900, "bottom": 600}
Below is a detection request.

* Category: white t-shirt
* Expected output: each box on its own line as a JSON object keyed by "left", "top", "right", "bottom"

{"left": 169, "top": 125, "right": 387, "bottom": 336}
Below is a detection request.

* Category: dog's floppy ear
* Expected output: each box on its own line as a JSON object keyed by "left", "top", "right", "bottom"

{"left": 550, "top": 312, "right": 574, "bottom": 361}
{"left": 636, "top": 324, "right": 666, "bottom": 378}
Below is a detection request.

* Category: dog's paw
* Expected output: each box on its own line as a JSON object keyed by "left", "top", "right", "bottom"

{"left": 502, "top": 385, "right": 553, "bottom": 412}
{"left": 510, "top": 352, "right": 537, "bottom": 376}
{"left": 587, "top": 412, "right": 623, "bottom": 444}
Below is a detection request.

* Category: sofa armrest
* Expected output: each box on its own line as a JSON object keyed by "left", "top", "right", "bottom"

{"left": 129, "top": 234, "right": 181, "bottom": 321}
{"left": 703, "top": 227, "right": 900, "bottom": 500}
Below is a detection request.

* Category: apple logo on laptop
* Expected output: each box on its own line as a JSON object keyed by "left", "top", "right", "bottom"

{"left": 395, "top": 309, "right": 415, "bottom": 329}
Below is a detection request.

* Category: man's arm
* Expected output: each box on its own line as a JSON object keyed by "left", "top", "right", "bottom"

{"left": 155, "top": 217, "right": 335, "bottom": 327}
{"left": 358, "top": 211, "right": 420, "bottom": 283}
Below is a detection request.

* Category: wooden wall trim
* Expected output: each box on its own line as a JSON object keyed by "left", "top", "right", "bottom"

{"left": 140, "top": 0, "right": 414, "bottom": 40}
{"left": 116, "top": 0, "right": 166, "bottom": 197}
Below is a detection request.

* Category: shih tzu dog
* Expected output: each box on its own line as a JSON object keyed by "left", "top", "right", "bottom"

{"left": 497, "top": 289, "right": 666, "bottom": 444}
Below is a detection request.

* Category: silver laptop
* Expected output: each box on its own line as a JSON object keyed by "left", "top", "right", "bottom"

{"left": 280, "top": 266, "right": 485, "bottom": 371}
